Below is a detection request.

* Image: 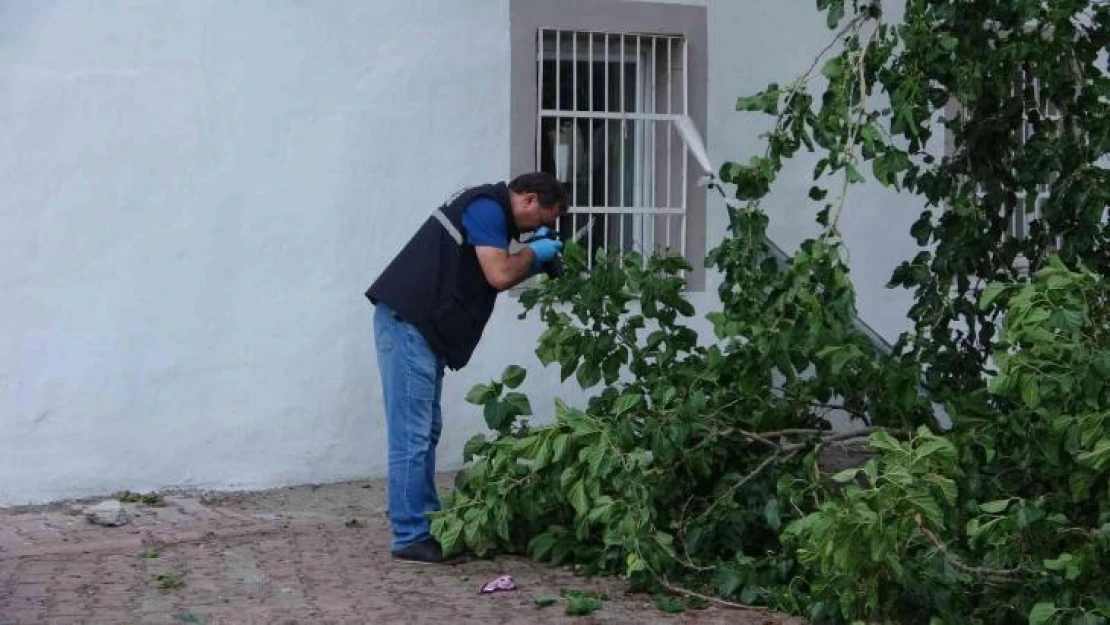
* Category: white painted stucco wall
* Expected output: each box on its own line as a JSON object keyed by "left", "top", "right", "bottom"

{"left": 699, "top": 1, "right": 927, "bottom": 344}
{"left": 613, "top": 0, "right": 925, "bottom": 346}
{"left": 0, "top": 0, "right": 525, "bottom": 504}
{"left": 1, "top": 0, "right": 927, "bottom": 505}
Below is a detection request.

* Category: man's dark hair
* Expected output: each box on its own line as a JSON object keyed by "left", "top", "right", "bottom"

{"left": 508, "top": 172, "right": 569, "bottom": 212}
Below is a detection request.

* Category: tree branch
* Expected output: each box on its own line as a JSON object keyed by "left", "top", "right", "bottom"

{"left": 810, "top": 401, "right": 871, "bottom": 421}
{"left": 695, "top": 450, "right": 800, "bottom": 524}
{"left": 675, "top": 495, "right": 715, "bottom": 573}
{"left": 914, "top": 515, "right": 1024, "bottom": 582}
{"left": 737, "top": 430, "right": 780, "bottom": 448}
{"left": 659, "top": 579, "right": 771, "bottom": 613}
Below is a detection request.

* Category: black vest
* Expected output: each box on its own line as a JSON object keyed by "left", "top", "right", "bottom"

{"left": 365, "top": 183, "right": 518, "bottom": 370}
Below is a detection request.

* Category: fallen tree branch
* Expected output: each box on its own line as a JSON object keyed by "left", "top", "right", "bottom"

{"left": 675, "top": 495, "right": 715, "bottom": 573}
{"left": 809, "top": 401, "right": 871, "bottom": 421}
{"left": 695, "top": 449, "right": 800, "bottom": 524}
{"left": 719, "top": 426, "right": 894, "bottom": 452}
{"left": 659, "top": 579, "right": 771, "bottom": 613}
{"left": 757, "top": 427, "right": 893, "bottom": 452}
{"left": 737, "top": 430, "right": 780, "bottom": 448}
{"left": 914, "top": 516, "right": 1024, "bottom": 582}
{"left": 806, "top": 427, "right": 900, "bottom": 453}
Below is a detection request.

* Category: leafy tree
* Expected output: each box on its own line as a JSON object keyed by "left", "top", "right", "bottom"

{"left": 432, "top": 1, "right": 1110, "bottom": 622}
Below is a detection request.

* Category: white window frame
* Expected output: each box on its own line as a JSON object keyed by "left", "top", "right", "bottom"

{"left": 509, "top": 0, "right": 708, "bottom": 291}
{"left": 536, "top": 29, "right": 689, "bottom": 270}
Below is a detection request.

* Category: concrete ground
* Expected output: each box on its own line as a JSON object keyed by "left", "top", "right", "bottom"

{"left": 0, "top": 476, "right": 798, "bottom": 624}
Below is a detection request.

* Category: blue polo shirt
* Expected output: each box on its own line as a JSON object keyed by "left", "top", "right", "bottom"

{"left": 462, "top": 197, "right": 509, "bottom": 249}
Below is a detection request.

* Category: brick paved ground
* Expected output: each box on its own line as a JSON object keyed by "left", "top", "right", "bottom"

{"left": 0, "top": 477, "right": 799, "bottom": 624}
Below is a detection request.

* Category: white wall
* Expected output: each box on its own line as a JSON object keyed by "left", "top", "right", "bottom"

{"left": 0, "top": 0, "right": 524, "bottom": 504}
{"left": 0, "top": 0, "right": 927, "bottom": 505}
{"left": 699, "top": 1, "right": 925, "bottom": 344}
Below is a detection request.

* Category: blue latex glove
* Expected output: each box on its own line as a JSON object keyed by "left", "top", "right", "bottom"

{"left": 532, "top": 226, "right": 554, "bottom": 239}
{"left": 528, "top": 237, "right": 563, "bottom": 270}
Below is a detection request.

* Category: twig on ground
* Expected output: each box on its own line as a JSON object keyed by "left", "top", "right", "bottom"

{"left": 659, "top": 579, "right": 771, "bottom": 613}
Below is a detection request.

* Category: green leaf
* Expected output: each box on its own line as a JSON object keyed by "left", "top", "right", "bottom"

{"left": 568, "top": 480, "right": 589, "bottom": 516}
{"left": 713, "top": 564, "right": 743, "bottom": 597}
{"left": 821, "top": 56, "right": 847, "bottom": 80}
{"left": 587, "top": 496, "right": 616, "bottom": 524}
{"left": 915, "top": 436, "right": 956, "bottom": 462}
{"left": 980, "top": 283, "right": 1007, "bottom": 311}
{"left": 528, "top": 532, "right": 558, "bottom": 560}
{"left": 492, "top": 503, "right": 510, "bottom": 542}
{"left": 576, "top": 362, "right": 601, "bottom": 388}
{"left": 845, "top": 162, "right": 865, "bottom": 184}
{"left": 825, "top": 0, "right": 845, "bottom": 29}
{"left": 988, "top": 373, "right": 1015, "bottom": 397}
{"left": 978, "top": 499, "right": 1011, "bottom": 514}
{"left": 463, "top": 512, "right": 481, "bottom": 548}
{"left": 565, "top": 594, "right": 603, "bottom": 616}
{"left": 626, "top": 552, "right": 648, "bottom": 574}
{"left": 907, "top": 491, "right": 944, "bottom": 528}
{"left": 1021, "top": 378, "right": 1042, "bottom": 409}
{"left": 502, "top": 365, "right": 527, "bottom": 389}
{"left": 552, "top": 433, "right": 569, "bottom": 463}
{"left": 613, "top": 393, "right": 642, "bottom": 416}
{"left": 485, "top": 401, "right": 512, "bottom": 431}
{"left": 462, "top": 434, "right": 488, "bottom": 463}
{"left": 1028, "top": 602, "right": 1057, "bottom": 625}
{"left": 502, "top": 392, "right": 533, "bottom": 417}
{"left": 1077, "top": 439, "right": 1110, "bottom": 471}
{"left": 822, "top": 346, "right": 855, "bottom": 376}
{"left": 1043, "top": 553, "right": 1082, "bottom": 581}
{"left": 465, "top": 383, "right": 495, "bottom": 405}
{"left": 440, "top": 518, "right": 464, "bottom": 556}
{"left": 869, "top": 430, "right": 902, "bottom": 453}
{"left": 910, "top": 213, "right": 933, "bottom": 245}
{"left": 602, "top": 352, "right": 624, "bottom": 383}
{"left": 736, "top": 85, "right": 780, "bottom": 114}
{"left": 533, "top": 437, "right": 553, "bottom": 471}
{"left": 1093, "top": 350, "right": 1110, "bottom": 377}
{"left": 655, "top": 595, "right": 685, "bottom": 614}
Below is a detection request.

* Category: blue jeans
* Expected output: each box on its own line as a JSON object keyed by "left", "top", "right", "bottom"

{"left": 373, "top": 304, "right": 445, "bottom": 551}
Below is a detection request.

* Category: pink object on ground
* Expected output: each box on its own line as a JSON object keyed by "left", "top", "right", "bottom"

{"left": 479, "top": 575, "right": 517, "bottom": 594}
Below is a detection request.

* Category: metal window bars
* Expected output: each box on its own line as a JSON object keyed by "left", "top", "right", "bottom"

{"left": 537, "top": 29, "right": 689, "bottom": 269}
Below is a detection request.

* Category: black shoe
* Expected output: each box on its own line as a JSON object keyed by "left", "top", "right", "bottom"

{"left": 390, "top": 537, "right": 445, "bottom": 563}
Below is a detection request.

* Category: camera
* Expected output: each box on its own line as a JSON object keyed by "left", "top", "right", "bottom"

{"left": 529, "top": 227, "right": 564, "bottom": 278}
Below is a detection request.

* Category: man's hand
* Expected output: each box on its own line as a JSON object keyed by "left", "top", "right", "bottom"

{"left": 474, "top": 246, "right": 539, "bottom": 291}
{"left": 527, "top": 237, "right": 562, "bottom": 270}
{"left": 474, "top": 231, "right": 563, "bottom": 291}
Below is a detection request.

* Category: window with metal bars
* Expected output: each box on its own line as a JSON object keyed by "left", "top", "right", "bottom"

{"left": 536, "top": 28, "right": 688, "bottom": 269}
